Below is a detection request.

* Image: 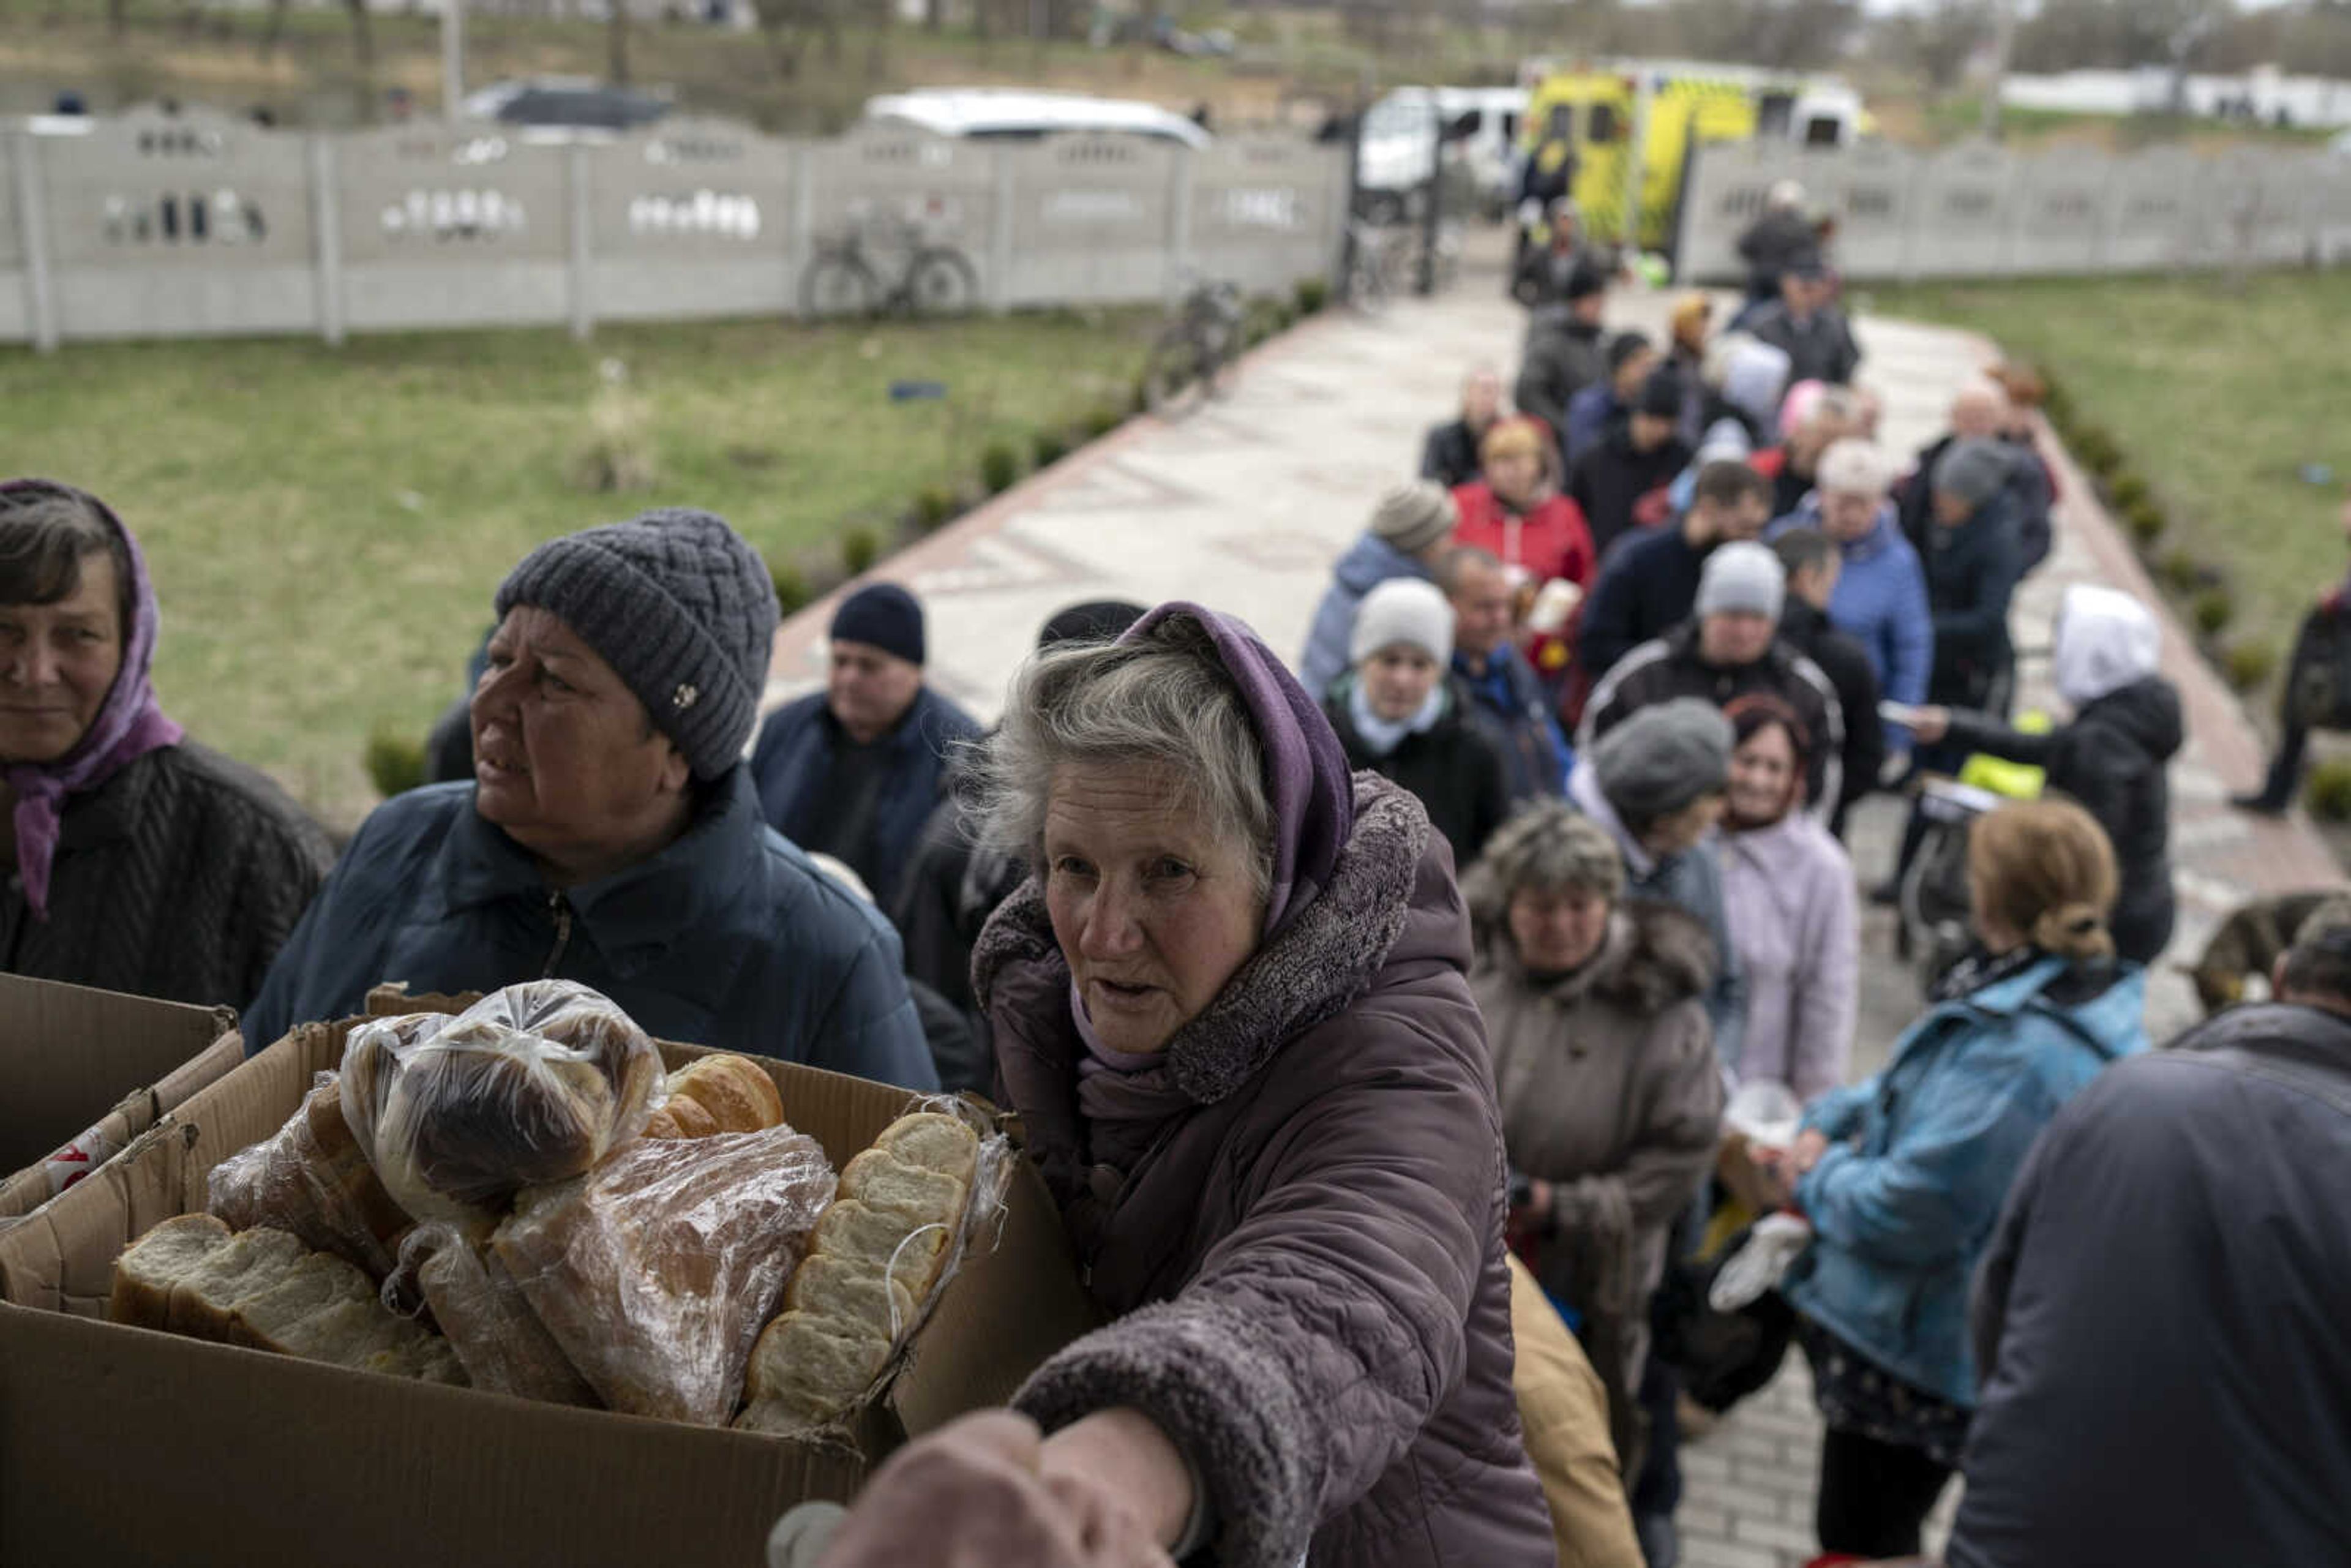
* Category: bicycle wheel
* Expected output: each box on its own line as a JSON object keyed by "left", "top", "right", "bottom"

{"left": 907, "top": 248, "right": 980, "bottom": 317}
{"left": 1143, "top": 329, "right": 1207, "bottom": 421}
{"left": 803, "top": 252, "right": 877, "bottom": 318}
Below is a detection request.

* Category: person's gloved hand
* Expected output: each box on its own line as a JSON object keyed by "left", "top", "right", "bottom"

{"left": 793, "top": 1411, "right": 1176, "bottom": 1568}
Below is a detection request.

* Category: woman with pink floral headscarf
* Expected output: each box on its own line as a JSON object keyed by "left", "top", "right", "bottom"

{"left": 0, "top": 479, "right": 330, "bottom": 1008}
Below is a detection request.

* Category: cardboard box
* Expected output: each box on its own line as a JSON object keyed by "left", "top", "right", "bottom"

{"left": 0, "top": 1010, "right": 1100, "bottom": 1567}
{"left": 0, "top": 973, "right": 241, "bottom": 1228}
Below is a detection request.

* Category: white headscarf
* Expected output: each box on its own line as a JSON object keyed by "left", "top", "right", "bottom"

{"left": 2053, "top": 584, "right": 2161, "bottom": 709}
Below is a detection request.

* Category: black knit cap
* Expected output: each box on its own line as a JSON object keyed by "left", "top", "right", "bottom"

{"left": 495, "top": 506, "right": 779, "bottom": 781}
{"left": 831, "top": 582, "right": 926, "bottom": 666}
{"left": 1636, "top": 364, "right": 1686, "bottom": 418}
{"left": 1564, "top": 263, "right": 1609, "bottom": 302}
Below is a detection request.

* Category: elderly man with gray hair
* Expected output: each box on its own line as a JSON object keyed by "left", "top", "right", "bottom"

{"left": 1952, "top": 896, "right": 2351, "bottom": 1568}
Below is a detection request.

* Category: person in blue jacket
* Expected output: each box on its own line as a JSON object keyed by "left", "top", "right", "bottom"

{"left": 1296, "top": 482, "right": 1458, "bottom": 698}
{"left": 1763, "top": 797, "right": 2147, "bottom": 1562}
{"left": 751, "top": 583, "right": 980, "bottom": 911}
{"left": 242, "top": 508, "right": 936, "bottom": 1090}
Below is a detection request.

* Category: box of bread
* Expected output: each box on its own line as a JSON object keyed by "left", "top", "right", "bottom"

{"left": 0, "top": 972, "right": 242, "bottom": 1228}
{"left": 0, "top": 980, "right": 1099, "bottom": 1568}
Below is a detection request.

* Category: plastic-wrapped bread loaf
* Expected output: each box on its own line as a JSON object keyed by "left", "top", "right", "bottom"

{"left": 342, "top": 983, "right": 667, "bottom": 1226}
{"left": 641, "top": 1055, "right": 786, "bottom": 1141}
{"left": 736, "top": 1111, "right": 983, "bottom": 1436}
{"left": 208, "top": 1073, "right": 416, "bottom": 1280}
{"left": 491, "top": 1123, "right": 836, "bottom": 1426}
{"left": 402, "top": 1223, "right": 600, "bottom": 1406}
{"left": 110, "top": 1214, "right": 467, "bottom": 1386}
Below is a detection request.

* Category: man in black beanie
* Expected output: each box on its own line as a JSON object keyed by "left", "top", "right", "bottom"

{"left": 1567, "top": 362, "right": 1698, "bottom": 560}
{"left": 243, "top": 509, "right": 938, "bottom": 1089}
{"left": 752, "top": 581, "right": 981, "bottom": 913}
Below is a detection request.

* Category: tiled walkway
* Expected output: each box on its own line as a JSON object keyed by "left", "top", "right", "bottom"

{"left": 767, "top": 247, "right": 2341, "bottom": 1566}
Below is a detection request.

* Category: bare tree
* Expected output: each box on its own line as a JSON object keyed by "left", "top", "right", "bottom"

{"left": 609, "top": 0, "right": 631, "bottom": 84}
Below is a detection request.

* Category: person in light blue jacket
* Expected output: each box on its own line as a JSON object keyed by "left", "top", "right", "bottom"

{"left": 1766, "top": 797, "right": 2147, "bottom": 1562}
{"left": 1296, "top": 482, "right": 1457, "bottom": 697}
{"left": 1767, "top": 437, "right": 1931, "bottom": 762}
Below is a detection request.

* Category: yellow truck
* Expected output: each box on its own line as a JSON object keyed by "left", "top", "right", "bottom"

{"left": 1516, "top": 60, "right": 1869, "bottom": 253}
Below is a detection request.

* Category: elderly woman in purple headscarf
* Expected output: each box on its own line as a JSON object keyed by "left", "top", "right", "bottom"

{"left": 0, "top": 480, "right": 331, "bottom": 1007}
{"left": 811, "top": 602, "right": 1554, "bottom": 1568}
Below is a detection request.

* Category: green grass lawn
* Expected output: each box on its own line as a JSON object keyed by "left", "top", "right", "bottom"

{"left": 1862, "top": 270, "right": 2351, "bottom": 692}
{"left": 0, "top": 310, "right": 1154, "bottom": 822}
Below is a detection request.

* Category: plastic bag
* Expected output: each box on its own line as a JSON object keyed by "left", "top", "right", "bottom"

{"left": 208, "top": 1071, "right": 416, "bottom": 1281}
{"left": 491, "top": 1122, "right": 837, "bottom": 1426}
{"left": 340, "top": 982, "right": 666, "bottom": 1228}
{"left": 398, "top": 1223, "right": 600, "bottom": 1406}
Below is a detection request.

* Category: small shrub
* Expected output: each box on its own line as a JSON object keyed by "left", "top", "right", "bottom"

{"left": 913, "top": 485, "right": 958, "bottom": 532}
{"left": 839, "top": 526, "right": 881, "bottom": 576}
{"left": 2192, "top": 587, "right": 2234, "bottom": 637}
{"left": 2069, "top": 423, "right": 2120, "bottom": 476}
{"left": 2159, "top": 547, "right": 2202, "bottom": 593}
{"left": 1294, "top": 276, "right": 1330, "bottom": 316}
{"left": 1033, "top": 430, "right": 1070, "bottom": 469}
{"left": 2124, "top": 497, "right": 2165, "bottom": 546}
{"left": 2306, "top": 759, "right": 2351, "bottom": 822}
{"left": 980, "top": 442, "right": 1021, "bottom": 495}
{"left": 363, "top": 725, "right": 428, "bottom": 800}
{"left": 771, "top": 561, "right": 811, "bottom": 614}
{"left": 2108, "top": 472, "right": 2150, "bottom": 510}
{"left": 1082, "top": 405, "right": 1124, "bottom": 440}
{"left": 2222, "top": 640, "right": 2279, "bottom": 691}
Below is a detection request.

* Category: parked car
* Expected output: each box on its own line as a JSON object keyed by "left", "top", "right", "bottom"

{"left": 861, "top": 88, "right": 1212, "bottom": 149}
{"left": 461, "top": 78, "right": 674, "bottom": 133}
{"left": 1355, "top": 86, "right": 1526, "bottom": 224}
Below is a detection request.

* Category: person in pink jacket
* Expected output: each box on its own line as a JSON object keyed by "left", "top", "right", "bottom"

{"left": 1717, "top": 693, "right": 1858, "bottom": 1102}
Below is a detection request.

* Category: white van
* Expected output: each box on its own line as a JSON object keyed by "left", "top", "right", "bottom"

{"left": 861, "top": 88, "right": 1212, "bottom": 150}
{"left": 1355, "top": 86, "right": 1528, "bottom": 222}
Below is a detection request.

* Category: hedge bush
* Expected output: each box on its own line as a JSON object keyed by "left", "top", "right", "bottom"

{"left": 2069, "top": 423, "right": 2121, "bottom": 476}
{"left": 2192, "top": 586, "right": 2234, "bottom": 637}
{"left": 913, "top": 486, "right": 958, "bottom": 533}
{"left": 2159, "top": 547, "right": 2203, "bottom": 593}
{"left": 1033, "top": 430, "right": 1071, "bottom": 469}
{"left": 2124, "top": 497, "right": 2165, "bottom": 546}
{"left": 2108, "top": 472, "right": 2150, "bottom": 510}
{"left": 980, "top": 442, "right": 1022, "bottom": 495}
{"left": 1295, "top": 277, "right": 1330, "bottom": 316}
{"left": 839, "top": 526, "right": 881, "bottom": 576}
{"left": 771, "top": 561, "right": 811, "bottom": 615}
{"left": 2222, "top": 640, "right": 2279, "bottom": 691}
{"left": 1082, "top": 405, "right": 1125, "bottom": 440}
{"left": 363, "top": 725, "right": 428, "bottom": 800}
{"left": 2306, "top": 759, "right": 2351, "bottom": 821}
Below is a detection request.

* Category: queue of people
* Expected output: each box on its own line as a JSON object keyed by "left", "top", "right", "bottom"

{"left": 9, "top": 214, "right": 2347, "bottom": 1568}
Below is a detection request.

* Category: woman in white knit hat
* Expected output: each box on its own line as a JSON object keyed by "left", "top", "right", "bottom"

{"left": 1321, "top": 578, "right": 1512, "bottom": 866}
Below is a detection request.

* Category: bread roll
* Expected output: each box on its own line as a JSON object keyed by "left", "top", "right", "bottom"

{"left": 806, "top": 1199, "right": 952, "bottom": 1302}
{"left": 784, "top": 1255, "right": 918, "bottom": 1335}
{"left": 109, "top": 1218, "right": 468, "bottom": 1386}
{"left": 871, "top": 1112, "right": 980, "bottom": 1188}
{"left": 642, "top": 1056, "right": 786, "bottom": 1141}
{"left": 735, "top": 1311, "right": 895, "bottom": 1436}
{"left": 839, "top": 1149, "right": 969, "bottom": 1229}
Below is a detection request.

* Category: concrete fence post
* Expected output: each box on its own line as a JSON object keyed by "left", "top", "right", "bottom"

{"left": 789, "top": 141, "right": 814, "bottom": 319}
{"left": 567, "top": 141, "right": 593, "bottom": 342}
{"left": 310, "top": 134, "right": 346, "bottom": 346}
{"left": 10, "top": 133, "right": 58, "bottom": 354}
{"left": 989, "top": 146, "right": 1016, "bottom": 315}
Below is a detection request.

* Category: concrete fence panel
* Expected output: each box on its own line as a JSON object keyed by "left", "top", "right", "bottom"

{"left": 587, "top": 118, "right": 799, "bottom": 323}
{"left": 0, "top": 135, "right": 26, "bottom": 343}
{"left": 1904, "top": 143, "right": 2019, "bottom": 278}
{"left": 1817, "top": 140, "right": 1918, "bottom": 279}
{"left": 2103, "top": 148, "right": 2201, "bottom": 272}
{"left": 2005, "top": 146, "right": 2109, "bottom": 274}
{"left": 38, "top": 110, "right": 316, "bottom": 340}
{"left": 1673, "top": 139, "right": 1776, "bottom": 287}
{"left": 336, "top": 125, "right": 572, "bottom": 332}
{"left": 802, "top": 125, "right": 997, "bottom": 313}
{"left": 1188, "top": 135, "right": 1349, "bottom": 299}
{"left": 1003, "top": 133, "right": 1182, "bottom": 309}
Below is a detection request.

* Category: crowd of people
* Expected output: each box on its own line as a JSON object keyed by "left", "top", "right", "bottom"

{"left": 4, "top": 185, "right": 2347, "bottom": 1568}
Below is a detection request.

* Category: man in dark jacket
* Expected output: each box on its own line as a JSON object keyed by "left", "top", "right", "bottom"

{"left": 1561, "top": 331, "right": 1655, "bottom": 467}
{"left": 1419, "top": 366, "right": 1505, "bottom": 490}
{"left": 1896, "top": 381, "right": 2053, "bottom": 577}
{"left": 1735, "top": 180, "right": 1815, "bottom": 308}
{"left": 1744, "top": 258, "right": 1861, "bottom": 388}
{"left": 1578, "top": 459, "right": 1772, "bottom": 682}
{"left": 1580, "top": 541, "right": 1846, "bottom": 825}
{"left": 1952, "top": 907, "right": 2351, "bottom": 1568}
{"left": 1514, "top": 264, "right": 1609, "bottom": 447}
{"left": 752, "top": 582, "right": 981, "bottom": 911}
{"left": 1919, "top": 438, "right": 2027, "bottom": 718}
{"left": 1442, "top": 546, "right": 1571, "bottom": 800}
{"left": 243, "top": 509, "right": 937, "bottom": 1089}
{"left": 1772, "top": 527, "right": 1883, "bottom": 836}
{"left": 1567, "top": 364, "right": 1695, "bottom": 561}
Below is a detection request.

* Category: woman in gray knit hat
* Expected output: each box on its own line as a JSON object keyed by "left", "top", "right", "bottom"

{"left": 241, "top": 507, "right": 936, "bottom": 1088}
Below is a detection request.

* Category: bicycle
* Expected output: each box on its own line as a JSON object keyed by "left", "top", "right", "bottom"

{"left": 1142, "top": 278, "right": 1245, "bottom": 420}
{"left": 801, "top": 216, "right": 980, "bottom": 320}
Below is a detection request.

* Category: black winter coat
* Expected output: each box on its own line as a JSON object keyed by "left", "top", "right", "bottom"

{"left": 1779, "top": 598, "right": 1884, "bottom": 836}
{"left": 1944, "top": 676, "right": 2183, "bottom": 964}
{"left": 1323, "top": 683, "right": 1512, "bottom": 869}
{"left": 1955, "top": 1001, "right": 2351, "bottom": 1568}
{"left": 1899, "top": 433, "right": 2053, "bottom": 579}
{"left": 1578, "top": 622, "right": 1848, "bottom": 825}
{"left": 1567, "top": 428, "right": 1696, "bottom": 561}
{"left": 1, "top": 741, "right": 333, "bottom": 1011}
{"left": 1578, "top": 523, "right": 1708, "bottom": 682}
{"left": 1419, "top": 419, "right": 1485, "bottom": 490}
{"left": 1515, "top": 313, "right": 1606, "bottom": 446}
{"left": 1921, "top": 496, "right": 2026, "bottom": 710}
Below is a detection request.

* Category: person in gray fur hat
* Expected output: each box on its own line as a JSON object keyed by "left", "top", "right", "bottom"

{"left": 241, "top": 508, "right": 937, "bottom": 1087}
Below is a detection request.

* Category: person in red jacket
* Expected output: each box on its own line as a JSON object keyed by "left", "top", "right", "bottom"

{"left": 1452, "top": 416, "right": 1596, "bottom": 593}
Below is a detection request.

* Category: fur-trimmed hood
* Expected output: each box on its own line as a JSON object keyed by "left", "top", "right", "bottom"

{"left": 972, "top": 771, "right": 1431, "bottom": 1106}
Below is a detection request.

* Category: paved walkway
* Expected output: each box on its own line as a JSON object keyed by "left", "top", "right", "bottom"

{"left": 767, "top": 255, "right": 2341, "bottom": 1566}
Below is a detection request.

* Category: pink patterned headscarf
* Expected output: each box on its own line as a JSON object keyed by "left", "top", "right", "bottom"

{"left": 1, "top": 480, "right": 184, "bottom": 918}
